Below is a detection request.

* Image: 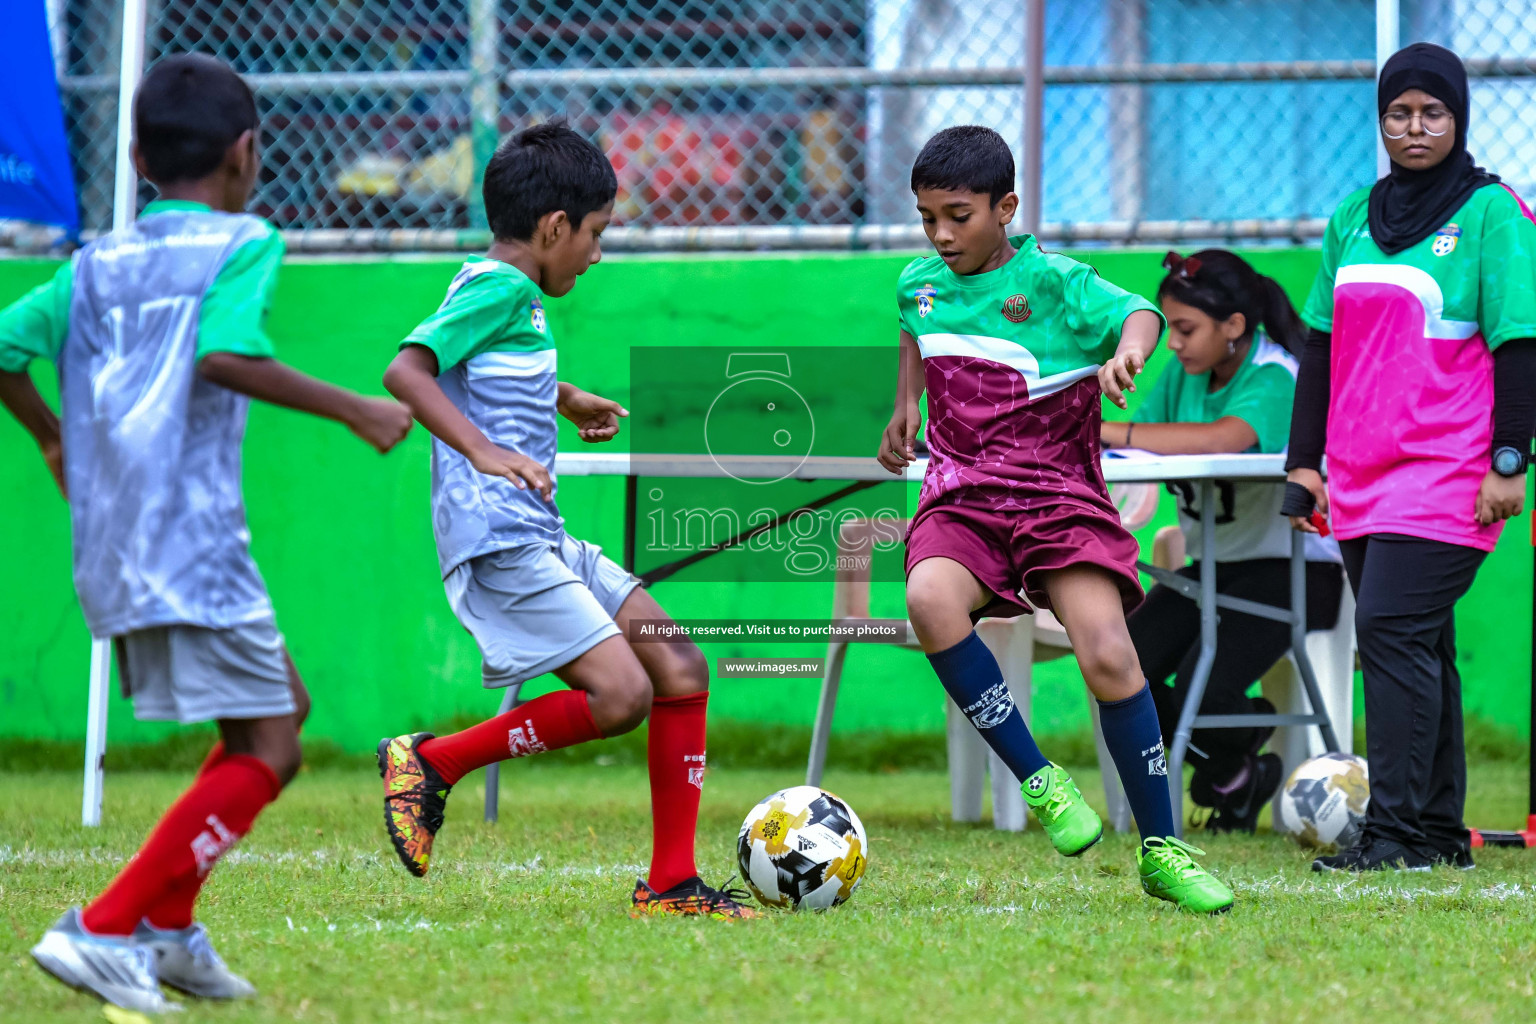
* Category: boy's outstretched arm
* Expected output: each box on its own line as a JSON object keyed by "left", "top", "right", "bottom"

{"left": 199, "top": 353, "right": 412, "bottom": 453}
{"left": 878, "top": 330, "right": 925, "bottom": 474}
{"left": 0, "top": 370, "right": 65, "bottom": 497}
{"left": 383, "top": 345, "right": 552, "bottom": 498}
{"left": 1098, "top": 308, "right": 1162, "bottom": 410}
{"left": 556, "top": 381, "right": 628, "bottom": 443}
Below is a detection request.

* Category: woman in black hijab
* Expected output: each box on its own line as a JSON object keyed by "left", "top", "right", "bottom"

{"left": 1285, "top": 43, "right": 1536, "bottom": 872}
{"left": 1365, "top": 43, "right": 1503, "bottom": 255}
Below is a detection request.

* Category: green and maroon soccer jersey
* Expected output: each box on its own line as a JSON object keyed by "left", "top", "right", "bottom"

{"left": 895, "top": 235, "right": 1161, "bottom": 517}
{"left": 895, "top": 236, "right": 1161, "bottom": 613}
{"left": 1302, "top": 183, "right": 1536, "bottom": 551}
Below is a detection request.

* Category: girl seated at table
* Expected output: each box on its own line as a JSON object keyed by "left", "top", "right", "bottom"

{"left": 1100, "top": 249, "right": 1343, "bottom": 833}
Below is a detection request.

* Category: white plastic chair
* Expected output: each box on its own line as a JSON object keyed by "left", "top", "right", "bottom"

{"left": 803, "top": 518, "right": 1056, "bottom": 830}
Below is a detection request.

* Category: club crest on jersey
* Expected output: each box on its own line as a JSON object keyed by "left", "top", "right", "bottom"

{"left": 1001, "top": 293, "right": 1031, "bottom": 323}
{"left": 1432, "top": 223, "right": 1461, "bottom": 257}
{"left": 915, "top": 283, "right": 937, "bottom": 318}
{"left": 530, "top": 297, "right": 547, "bottom": 331}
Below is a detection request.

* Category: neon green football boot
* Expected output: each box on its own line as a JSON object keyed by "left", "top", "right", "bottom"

{"left": 1021, "top": 763, "right": 1103, "bottom": 857}
{"left": 1138, "top": 836, "right": 1235, "bottom": 914}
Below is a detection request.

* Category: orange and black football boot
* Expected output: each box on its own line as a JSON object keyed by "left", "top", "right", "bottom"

{"left": 377, "top": 732, "right": 451, "bottom": 877}
{"left": 631, "top": 876, "right": 758, "bottom": 919}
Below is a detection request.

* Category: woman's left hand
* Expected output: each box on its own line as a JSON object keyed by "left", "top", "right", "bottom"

{"left": 1475, "top": 470, "right": 1526, "bottom": 526}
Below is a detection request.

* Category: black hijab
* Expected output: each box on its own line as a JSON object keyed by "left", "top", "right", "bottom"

{"left": 1367, "top": 43, "right": 1500, "bottom": 256}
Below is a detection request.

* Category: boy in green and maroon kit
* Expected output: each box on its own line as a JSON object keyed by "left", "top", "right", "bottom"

{"left": 879, "top": 125, "right": 1233, "bottom": 912}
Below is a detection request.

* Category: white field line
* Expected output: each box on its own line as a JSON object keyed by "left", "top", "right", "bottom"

{"left": 7, "top": 846, "right": 1532, "bottom": 908}
{"left": 954, "top": 877, "right": 1535, "bottom": 913}
{"left": 282, "top": 914, "right": 443, "bottom": 936}
{"left": 1234, "top": 874, "right": 1535, "bottom": 902}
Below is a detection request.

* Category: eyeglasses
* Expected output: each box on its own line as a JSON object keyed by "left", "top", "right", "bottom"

{"left": 1381, "top": 107, "right": 1453, "bottom": 139}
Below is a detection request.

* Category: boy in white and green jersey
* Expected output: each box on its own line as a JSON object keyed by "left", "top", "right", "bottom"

{"left": 377, "top": 122, "right": 754, "bottom": 919}
{"left": 403, "top": 255, "right": 564, "bottom": 568}
{"left": 879, "top": 126, "right": 1233, "bottom": 913}
{"left": 7, "top": 55, "right": 412, "bottom": 1014}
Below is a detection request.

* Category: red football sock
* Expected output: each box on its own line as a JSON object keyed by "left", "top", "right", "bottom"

{"left": 197, "top": 741, "right": 227, "bottom": 777}
{"left": 417, "top": 689, "right": 602, "bottom": 786}
{"left": 143, "top": 878, "right": 200, "bottom": 931}
{"left": 143, "top": 742, "right": 257, "bottom": 929}
{"left": 646, "top": 691, "right": 708, "bottom": 893}
{"left": 82, "top": 754, "right": 281, "bottom": 936}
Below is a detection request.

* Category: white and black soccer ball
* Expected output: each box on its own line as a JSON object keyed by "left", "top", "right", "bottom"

{"left": 736, "top": 786, "right": 868, "bottom": 911}
{"left": 1273, "top": 752, "right": 1370, "bottom": 853}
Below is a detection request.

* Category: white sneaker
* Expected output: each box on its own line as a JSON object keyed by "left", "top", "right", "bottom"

{"left": 30, "top": 908, "right": 181, "bottom": 1014}
{"left": 133, "top": 920, "right": 256, "bottom": 1000}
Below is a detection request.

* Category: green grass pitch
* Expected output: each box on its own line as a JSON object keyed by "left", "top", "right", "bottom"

{"left": 5, "top": 762, "right": 1536, "bottom": 1022}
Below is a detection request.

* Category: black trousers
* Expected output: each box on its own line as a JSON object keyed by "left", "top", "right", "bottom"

{"left": 1340, "top": 534, "right": 1487, "bottom": 855}
{"left": 1128, "top": 559, "right": 1345, "bottom": 782}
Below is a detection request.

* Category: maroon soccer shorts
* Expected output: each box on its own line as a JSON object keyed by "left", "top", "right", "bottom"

{"left": 904, "top": 501, "right": 1143, "bottom": 619}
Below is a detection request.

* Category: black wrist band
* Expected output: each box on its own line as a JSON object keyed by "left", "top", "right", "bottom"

{"left": 1125, "top": 422, "right": 1134, "bottom": 449}
{"left": 1279, "top": 481, "right": 1317, "bottom": 518}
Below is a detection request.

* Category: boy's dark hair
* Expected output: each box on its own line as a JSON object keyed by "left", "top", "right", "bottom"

{"left": 134, "top": 53, "right": 258, "bottom": 184}
{"left": 910, "top": 125, "right": 1015, "bottom": 205}
{"left": 1158, "top": 249, "right": 1307, "bottom": 356}
{"left": 483, "top": 121, "right": 618, "bottom": 241}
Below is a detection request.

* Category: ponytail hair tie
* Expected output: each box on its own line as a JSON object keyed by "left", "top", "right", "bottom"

{"left": 1162, "top": 250, "right": 1202, "bottom": 279}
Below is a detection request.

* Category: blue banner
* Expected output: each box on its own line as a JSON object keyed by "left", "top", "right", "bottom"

{"left": 0, "top": 1, "right": 79, "bottom": 232}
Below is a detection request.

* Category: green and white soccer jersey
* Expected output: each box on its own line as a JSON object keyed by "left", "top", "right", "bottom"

{"left": 402, "top": 255, "right": 564, "bottom": 573}
{"left": 0, "top": 201, "right": 286, "bottom": 636}
{"left": 0, "top": 199, "right": 283, "bottom": 373}
{"left": 1301, "top": 183, "right": 1536, "bottom": 550}
{"left": 1137, "top": 332, "right": 1295, "bottom": 453}
{"left": 1135, "top": 331, "right": 1337, "bottom": 563}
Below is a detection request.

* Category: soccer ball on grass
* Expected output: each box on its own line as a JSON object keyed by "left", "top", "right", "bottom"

{"left": 736, "top": 785, "right": 868, "bottom": 910}
{"left": 1273, "top": 752, "right": 1370, "bottom": 853}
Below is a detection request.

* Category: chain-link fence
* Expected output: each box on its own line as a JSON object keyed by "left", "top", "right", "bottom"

{"left": 38, "top": 0, "right": 1536, "bottom": 251}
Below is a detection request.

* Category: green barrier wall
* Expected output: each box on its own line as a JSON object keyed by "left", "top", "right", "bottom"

{"left": 1, "top": 248, "right": 1529, "bottom": 749}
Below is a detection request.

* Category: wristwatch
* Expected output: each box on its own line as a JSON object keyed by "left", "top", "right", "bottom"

{"left": 1491, "top": 445, "right": 1528, "bottom": 477}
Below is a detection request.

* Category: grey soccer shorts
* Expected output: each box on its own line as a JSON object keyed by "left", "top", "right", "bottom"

{"left": 114, "top": 618, "right": 295, "bottom": 724}
{"left": 446, "top": 534, "right": 642, "bottom": 689}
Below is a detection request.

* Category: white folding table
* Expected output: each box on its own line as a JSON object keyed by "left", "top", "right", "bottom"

{"left": 79, "top": 451, "right": 1343, "bottom": 838}
{"left": 484, "top": 451, "right": 1341, "bottom": 831}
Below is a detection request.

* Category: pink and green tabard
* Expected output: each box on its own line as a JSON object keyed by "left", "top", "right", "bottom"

{"left": 1301, "top": 183, "right": 1536, "bottom": 551}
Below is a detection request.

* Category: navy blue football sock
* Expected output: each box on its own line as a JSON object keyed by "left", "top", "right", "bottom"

{"left": 1098, "top": 683, "right": 1177, "bottom": 842}
{"left": 927, "top": 631, "right": 1049, "bottom": 782}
